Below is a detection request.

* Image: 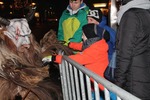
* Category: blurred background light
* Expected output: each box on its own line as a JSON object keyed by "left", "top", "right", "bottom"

{"left": 93, "top": 3, "right": 107, "bottom": 8}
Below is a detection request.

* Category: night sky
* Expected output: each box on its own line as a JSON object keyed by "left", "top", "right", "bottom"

{"left": 2, "top": 0, "right": 106, "bottom": 19}
{"left": 35, "top": 0, "right": 94, "bottom": 19}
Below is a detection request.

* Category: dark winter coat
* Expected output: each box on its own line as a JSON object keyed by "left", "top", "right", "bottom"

{"left": 115, "top": 8, "right": 150, "bottom": 99}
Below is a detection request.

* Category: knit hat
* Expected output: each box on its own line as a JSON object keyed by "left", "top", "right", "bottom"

{"left": 82, "top": 24, "right": 101, "bottom": 39}
{"left": 87, "top": 8, "right": 102, "bottom": 22}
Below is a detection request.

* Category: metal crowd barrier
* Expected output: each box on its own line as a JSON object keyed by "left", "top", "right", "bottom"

{"left": 59, "top": 55, "right": 141, "bottom": 100}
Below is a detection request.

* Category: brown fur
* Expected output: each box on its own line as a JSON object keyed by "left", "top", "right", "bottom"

{"left": 0, "top": 28, "right": 65, "bottom": 100}
{"left": 40, "top": 29, "right": 74, "bottom": 57}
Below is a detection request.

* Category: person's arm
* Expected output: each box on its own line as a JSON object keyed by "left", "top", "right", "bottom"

{"left": 104, "top": 26, "right": 116, "bottom": 46}
{"left": 69, "top": 39, "right": 108, "bottom": 65}
{"left": 44, "top": 42, "right": 83, "bottom": 64}
{"left": 44, "top": 40, "right": 107, "bottom": 66}
{"left": 57, "top": 14, "right": 64, "bottom": 41}
{"left": 99, "top": 16, "right": 116, "bottom": 47}
{"left": 69, "top": 42, "right": 82, "bottom": 51}
{"left": 114, "top": 11, "right": 139, "bottom": 87}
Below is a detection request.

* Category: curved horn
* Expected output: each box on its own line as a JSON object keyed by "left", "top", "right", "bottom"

{"left": 25, "top": 6, "right": 36, "bottom": 22}
{"left": 0, "top": 16, "right": 10, "bottom": 26}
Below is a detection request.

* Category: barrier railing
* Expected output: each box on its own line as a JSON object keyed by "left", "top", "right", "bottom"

{"left": 59, "top": 55, "right": 141, "bottom": 100}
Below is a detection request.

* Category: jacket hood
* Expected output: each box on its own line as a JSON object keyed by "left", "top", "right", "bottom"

{"left": 117, "top": 0, "right": 150, "bottom": 24}
{"left": 66, "top": 3, "right": 87, "bottom": 15}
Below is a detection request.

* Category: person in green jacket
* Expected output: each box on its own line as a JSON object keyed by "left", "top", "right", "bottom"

{"left": 57, "top": 0, "right": 89, "bottom": 45}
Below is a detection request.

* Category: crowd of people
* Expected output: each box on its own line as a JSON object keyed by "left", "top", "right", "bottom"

{"left": 42, "top": 0, "right": 150, "bottom": 100}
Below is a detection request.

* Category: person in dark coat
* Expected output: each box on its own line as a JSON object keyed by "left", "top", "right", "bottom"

{"left": 114, "top": 0, "right": 150, "bottom": 99}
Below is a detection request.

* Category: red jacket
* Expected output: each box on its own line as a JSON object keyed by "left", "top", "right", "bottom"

{"left": 55, "top": 39, "right": 108, "bottom": 90}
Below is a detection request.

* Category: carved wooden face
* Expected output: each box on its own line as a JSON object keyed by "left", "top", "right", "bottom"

{"left": 3, "top": 18, "right": 31, "bottom": 49}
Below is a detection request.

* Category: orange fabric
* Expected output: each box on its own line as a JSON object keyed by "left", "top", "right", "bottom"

{"left": 55, "top": 55, "right": 62, "bottom": 64}
{"left": 69, "top": 42, "right": 82, "bottom": 51}
{"left": 55, "top": 39, "right": 108, "bottom": 90}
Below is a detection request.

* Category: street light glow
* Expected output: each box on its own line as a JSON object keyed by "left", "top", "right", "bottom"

{"left": 0, "top": 2, "right": 4, "bottom": 5}
{"left": 93, "top": 3, "right": 107, "bottom": 8}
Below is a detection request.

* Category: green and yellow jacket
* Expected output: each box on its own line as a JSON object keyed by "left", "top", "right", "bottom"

{"left": 57, "top": 3, "right": 89, "bottom": 45}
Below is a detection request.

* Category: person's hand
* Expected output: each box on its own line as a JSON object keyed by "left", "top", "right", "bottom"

{"left": 67, "top": 42, "right": 71, "bottom": 47}
{"left": 58, "top": 40, "right": 66, "bottom": 45}
{"left": 42, "top": 55, "right": 52, "bottom": 62}
{"left": 42, "top": 55, "right": 52, "bottom": 66}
